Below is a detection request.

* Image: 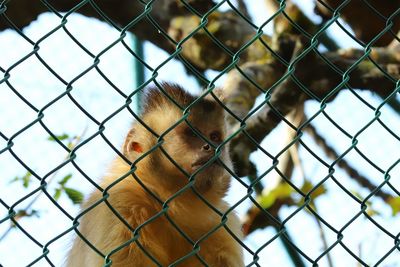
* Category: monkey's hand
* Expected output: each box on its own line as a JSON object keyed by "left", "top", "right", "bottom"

{"left": 218, "top": 253, "right": 245, "bottom": 267}
{"left": 200, "top": 227, "right": 244, "bottom": 267}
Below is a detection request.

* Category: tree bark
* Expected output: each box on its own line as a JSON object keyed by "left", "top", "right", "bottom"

{"left": 1, "top": 0, "right": 399, "bottom": 177}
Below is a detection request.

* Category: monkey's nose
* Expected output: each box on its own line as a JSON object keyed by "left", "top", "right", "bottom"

{"left": 202, "top": 144, "right": 211, "bottom": 151}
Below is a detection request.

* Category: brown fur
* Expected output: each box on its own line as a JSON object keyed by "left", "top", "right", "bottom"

{"left": 66, "top": 83, "right": 244, "bottom": 267}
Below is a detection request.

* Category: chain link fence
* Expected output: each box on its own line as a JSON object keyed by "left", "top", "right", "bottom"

{"left": 0, "top": 0, "right": 399, "bottom": 266}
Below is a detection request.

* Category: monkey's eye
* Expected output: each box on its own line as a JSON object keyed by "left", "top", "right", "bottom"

{"left": 210, "top": 131, "right": 222, "bottom": 143}
{"left": 184, "top": 127, "right": 197, "bottom": 138}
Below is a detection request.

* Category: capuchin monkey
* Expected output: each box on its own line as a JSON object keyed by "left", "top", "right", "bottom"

{"left": 66, "top": 83, "right": 244, "bottom": 267}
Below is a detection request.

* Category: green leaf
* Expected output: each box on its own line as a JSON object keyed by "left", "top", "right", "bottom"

{"left": 10, "top": 172, "right": 32, "bottom": 187}
{"left": 48, "top": 134, "right": 69, "bottom": 141}
{"left": 58, "top": 174, "right": 72, "bottom": 186}
{"left": 22, "top": 172, "right": 32, "bottom": 188}
{"left": 53, "top": 188, "right": 62, "bottom": 201}
{"left": 9, "top": 176, "right": 20, "bottom": 184}
{"left": 64, "top": 187, "right": 84, "bottom": 204}
{"left": 388, "top": 197, "right": 400, "bottom": 216}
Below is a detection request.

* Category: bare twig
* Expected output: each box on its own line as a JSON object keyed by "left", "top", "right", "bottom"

{"left": 242, "top": 105, "right": 303, "bottom": 233}
{"left": 288, "top": 113, "right": 334, "bottom": 267}
{"left": 236, "top": 0, "right": 251, "bottom": 21}
{"left": 304, "top": 124, "right": 393, "bottom": 201}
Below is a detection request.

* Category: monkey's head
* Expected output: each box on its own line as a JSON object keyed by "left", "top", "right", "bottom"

{"left": 123, "top": 83, "right": 232, "bottom": 195}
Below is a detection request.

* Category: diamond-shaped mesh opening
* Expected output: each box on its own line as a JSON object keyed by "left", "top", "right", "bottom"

{"left": 1, "top": 0, "right": 399, "bottom": 266}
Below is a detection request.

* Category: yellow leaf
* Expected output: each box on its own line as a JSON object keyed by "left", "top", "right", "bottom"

{"left": 388, "top": 197, "right": 400, "bottom": 216}
{"left": 301, "top": 180, "right": 326, "bottom": 199}
{"left": 257, "top": 194, "right": 276, "bottom": 209}
{"left": 257, "top": 183, "right": 294, "bottom": 209}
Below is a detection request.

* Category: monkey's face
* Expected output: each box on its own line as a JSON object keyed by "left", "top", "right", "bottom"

{"left": 126, "top": 85, "right": 233, "bottom": 194}
{"left": 158, "top": 107, "right": 232, "bottom": 193}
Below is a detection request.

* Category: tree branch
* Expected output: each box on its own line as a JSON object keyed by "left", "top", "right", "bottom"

{"left": 227, "top": 45, "right": 400, "bottom": 176}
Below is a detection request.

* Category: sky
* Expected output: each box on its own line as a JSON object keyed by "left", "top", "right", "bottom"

{"left": 0, "top": 1, "right": 399, "bottom": 267}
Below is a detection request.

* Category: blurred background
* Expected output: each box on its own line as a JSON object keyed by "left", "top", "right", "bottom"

{"left": 0, "top": 0, "right": 399, "bottom": 266}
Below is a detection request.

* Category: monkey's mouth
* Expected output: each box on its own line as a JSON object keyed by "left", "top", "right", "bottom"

{"left": 191, "top": 156, "right": 222, "bottom": 169}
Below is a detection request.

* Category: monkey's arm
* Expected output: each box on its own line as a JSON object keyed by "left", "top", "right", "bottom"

{"left": 199, "top": 204, "right": 244, "bottom": 267}
{"left": 66, "top": 182, "right": 164, "bottom": 267}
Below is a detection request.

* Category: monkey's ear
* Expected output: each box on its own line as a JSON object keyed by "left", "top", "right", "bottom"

{"left": 123, "top": 128, "right": 143, "bottom": 160}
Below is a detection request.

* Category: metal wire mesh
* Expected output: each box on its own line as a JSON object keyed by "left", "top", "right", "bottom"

{"left": 0, "top": 0, "right": 399, "bottom": 266}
